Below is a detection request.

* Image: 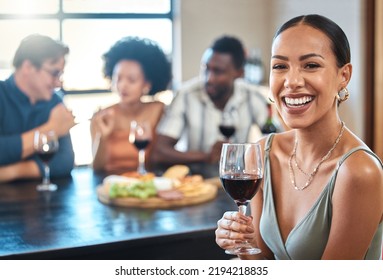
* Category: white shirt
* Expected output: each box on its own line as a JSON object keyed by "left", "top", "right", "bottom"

{"left": 157, "top": 77, "right": 268, "bottom": 152}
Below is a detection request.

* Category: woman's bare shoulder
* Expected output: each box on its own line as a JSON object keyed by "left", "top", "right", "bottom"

{"left": 336, "top": 146, "right": 383, "bottom": 195}
{"left": 142, "top": 101, "right": 165, "bottom": 121}
{"left": 341, "top": 148, "right": 382, "bottom": 174}
{"left": 91, "top": 104, "right": 117, "bottom": 120}
{"left": 339, "top": 130, "right": 382, "bottom": 183}
{"left": 144, "top": 100, "right": 164, "bottom": 110}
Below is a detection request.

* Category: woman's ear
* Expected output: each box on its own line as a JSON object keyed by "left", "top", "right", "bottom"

{"left": 339, "top": 63, "right": 352, "bottom": 90}
{"left": 143, "top": 82, "right": 152, "bottom": 95}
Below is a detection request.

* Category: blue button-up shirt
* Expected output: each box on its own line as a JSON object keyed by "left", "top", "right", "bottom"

{"left": 0, "top": 75, "right": 74, "bottom": 178}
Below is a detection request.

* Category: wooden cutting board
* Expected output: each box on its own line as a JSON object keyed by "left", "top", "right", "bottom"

{"left": 97, "top": 182, "right": 218, "bottom": 209}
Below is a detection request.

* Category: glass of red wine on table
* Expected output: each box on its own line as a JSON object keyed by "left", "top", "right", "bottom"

{"left": 219, "top": 111, "right": 236, "bottom": 142}
{"left": 219, "top": 143, "right": 263, "bottom": 255}
{"left": 130, "top": 120, "right": 152, "bottom": 175}
{"left": 34, "top": 130, "right": 59, "bottom": 191}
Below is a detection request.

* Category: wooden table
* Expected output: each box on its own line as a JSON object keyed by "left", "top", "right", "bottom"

{"left": 0, "top": 165, "right": 234, "bottom": 260}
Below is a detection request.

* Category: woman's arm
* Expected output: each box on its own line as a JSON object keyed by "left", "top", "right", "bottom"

{"left": 322, "top": 151, "right": 383, "bottom": 259}
{"left": 90, "top": 110, "right": 113, "bottom": 171}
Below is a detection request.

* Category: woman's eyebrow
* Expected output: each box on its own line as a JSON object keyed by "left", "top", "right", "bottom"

{"left": 271, "top": 55, "right": 288, "bottom": 60}
{"left": 271, "top": 53, "right": 324, "bottom": 61}
{"left": 299, "top": 53, "right": 324, "bottom": 61}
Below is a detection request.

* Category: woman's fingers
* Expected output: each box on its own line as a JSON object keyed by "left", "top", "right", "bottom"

{"left": 215, "top": 211, "right": 255, "bottom": 250}
{"left": 220, "top": 211, "right": 253, "bottom": 225}
{"left": 215, "top": 226, "right": 238, "bottom": 249}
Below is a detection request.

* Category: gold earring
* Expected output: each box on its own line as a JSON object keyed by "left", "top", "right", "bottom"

{"left": 337, "top": 88, "right": 350, "bottom": 103}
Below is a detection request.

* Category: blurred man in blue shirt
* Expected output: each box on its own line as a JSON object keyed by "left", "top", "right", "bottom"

{"left": 0, "top": 34, "right": 75, "bottom": 182}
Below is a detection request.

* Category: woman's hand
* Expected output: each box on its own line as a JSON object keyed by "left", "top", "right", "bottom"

{"left": 92, "top": 108, "right": 115, "bottom": 138}
{"left": 215, "top": 211, "right": 256, "bottom": 252}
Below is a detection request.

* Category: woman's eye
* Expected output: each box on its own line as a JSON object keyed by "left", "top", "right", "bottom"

{"left": 305, "top": 63, "right": 320, "bottom": 69}
{"left": 272, "top": 64, "right": 287, "bottom": 70}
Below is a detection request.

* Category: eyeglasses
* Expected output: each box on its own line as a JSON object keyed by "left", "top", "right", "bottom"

{"left": 41, "top": 67, "right": 64, "bottom": 80}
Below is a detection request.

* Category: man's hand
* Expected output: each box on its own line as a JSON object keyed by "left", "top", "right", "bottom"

{"left": 46, "top": 104, "right": 76, "bottom": 137}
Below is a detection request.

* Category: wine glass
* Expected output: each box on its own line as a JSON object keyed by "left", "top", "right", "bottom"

{"left": 34, "top": 130, "right": 59, "bottom": 191}
{"left": 219, "top": 143, "right": 263, "bottom": 255}
{"left": 130, "top": 120, "right": 152, "bottom": 175}
{"left": 219, "top": 111, "right": 235, "bottom": 141}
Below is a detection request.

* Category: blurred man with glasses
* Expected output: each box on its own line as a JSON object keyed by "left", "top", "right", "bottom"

{"left": 0, "top": 34, "right": 75, "bottom": 182}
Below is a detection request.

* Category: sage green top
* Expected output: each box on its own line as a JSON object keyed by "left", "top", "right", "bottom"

{"left": 259, "top": 134, "right": 383, "bottom": 260}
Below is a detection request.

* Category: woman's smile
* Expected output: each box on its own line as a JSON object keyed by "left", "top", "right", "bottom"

{"left": 281, "top": 94, "right": 315, "bottom": 115}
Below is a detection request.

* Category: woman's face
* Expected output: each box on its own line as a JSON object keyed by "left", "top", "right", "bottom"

{"left": 112, "top": 60, "right": 150, "bottom": 104}
{"left": 269, "top": 24, "right": 349, "bottom": 129}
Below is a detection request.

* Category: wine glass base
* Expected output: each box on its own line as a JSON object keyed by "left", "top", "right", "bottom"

{"left": 225, "top": 247, "right": 262, "bottom": 256}
{"left": 37, "top": 183, "right": 58, "bottom": 192}
{"left": 137, "top": 169, "right": 147, "bottom": 175}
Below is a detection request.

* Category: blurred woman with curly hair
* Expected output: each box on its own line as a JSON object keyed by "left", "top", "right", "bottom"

{"left": 91, "top": 37, "right": 171, "bottom": 173}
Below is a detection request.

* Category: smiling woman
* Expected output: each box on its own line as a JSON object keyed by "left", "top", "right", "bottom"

{"left": 215, "top": 14, "right": 383, "bottom": 260}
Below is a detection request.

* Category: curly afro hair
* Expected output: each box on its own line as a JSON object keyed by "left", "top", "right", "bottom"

{"left": 103, "top": 36, "right": 172, "bottom": 95}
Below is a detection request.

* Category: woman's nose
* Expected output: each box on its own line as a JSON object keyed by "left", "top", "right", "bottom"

{"left": 284, "top": 68, "right": 304, "bottom": 89}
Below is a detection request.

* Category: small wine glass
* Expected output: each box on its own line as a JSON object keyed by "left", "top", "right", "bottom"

{"left": 130, "top": 120, "right": 152, "bottom": 175}
{"left": 219, "top": 111, "right": 236, "bottom": 141}
{"left": 34, "top": 130, "right": 59, "bottom": 191}
{"left": 219, "top": 143, "right": 263, "bottom": 255}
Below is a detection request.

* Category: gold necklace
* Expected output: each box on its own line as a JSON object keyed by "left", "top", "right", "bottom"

{"left": 288, "top": 121, "right": 345, "bottom": 191}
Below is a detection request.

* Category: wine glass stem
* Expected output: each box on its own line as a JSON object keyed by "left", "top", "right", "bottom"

{"left": 236, "top": 204, "right": 256, "bottom": 251}
{"left": 238, "top": 205, "right": 247, "bottom": 215}
{"left": 138, "top": 149, "right": 146, "bottom": 174}
{"left": 43, "top": 164, "right": 50, "bottom": 185}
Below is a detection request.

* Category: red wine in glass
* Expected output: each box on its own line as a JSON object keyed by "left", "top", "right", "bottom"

{"left": 219, "top": 125, "right": 236, "bottom": 139}
{"left": 37, "top": 151, "right": 56, "bottom": 164}
{"left": 34, "top": 130, "right": 59, "bottom": 191}
{"left": 220, "top": 174, "right": 261, "bottom": 206}
{"left": 219, "top": 143, "right": 263, "bottom": 255}
{"left": 133, "top": 139, "right": 150, "bottom": 150}
{"left": 130, "top": 120, "right": 152, "bottom": 175}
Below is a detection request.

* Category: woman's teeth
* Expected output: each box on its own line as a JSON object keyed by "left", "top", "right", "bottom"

{"left": 285, "top": 96, "right": 313, "bottom": 106}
